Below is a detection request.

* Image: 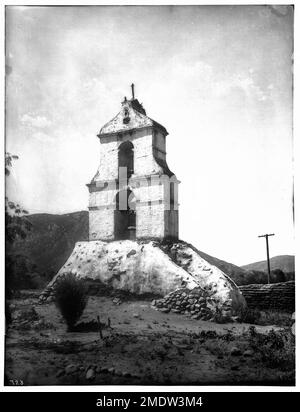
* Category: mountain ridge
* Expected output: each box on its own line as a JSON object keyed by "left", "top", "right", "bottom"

{"left": 242, "top": 255, "right": 295, "bottom": 273}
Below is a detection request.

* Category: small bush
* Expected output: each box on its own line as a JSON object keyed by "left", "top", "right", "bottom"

{"left": 238, "top": 307, "right": 292, "bottom": 327}
{"left": 221, "top": 330, "right": 235, "bottom": 342}
{"left": 212, "top": 308, "right": 232, "bottom": 324}
{"left": 54, "top": 273, "right": 88, "bottom": 331}
{"left": 204, "top": 339, "right": 227, "bottom": 357}
{"left": 247, "top": 327, "right": 295, "bottom": 371}
{"left": 239, "top": 307, "right": 262, "bottom": 324}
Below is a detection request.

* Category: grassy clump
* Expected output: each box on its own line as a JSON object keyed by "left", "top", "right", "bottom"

{"left": 54, "top": 273, "right": 88, "bottom": 331}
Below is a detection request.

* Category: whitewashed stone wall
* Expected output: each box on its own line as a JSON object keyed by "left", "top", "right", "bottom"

{"left": 88, "top": 125, "right": 179, "bottom": 240}
{"left": 93, "top": 128, "right": 164, "bottom": 183}
{"left": 40, "top": 240, "right": 247, "bottom": 319}
{"left": 89, "top": 208, "right": 114, "bottom": 240}
{"left": 136, "top": 203, "right": 165, "bottom": 238}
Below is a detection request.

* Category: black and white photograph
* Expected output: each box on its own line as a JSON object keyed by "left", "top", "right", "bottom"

{"left": 3, "top": 4, "right": 295, "bottom": 388}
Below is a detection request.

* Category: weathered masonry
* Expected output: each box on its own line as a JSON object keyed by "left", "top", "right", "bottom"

{"left": 87, "top": 86, "right": 179, "bottom": 241}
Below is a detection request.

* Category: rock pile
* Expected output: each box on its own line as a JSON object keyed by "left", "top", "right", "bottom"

{"left": 152, "top": 286, "right": 233, "bottom": 321}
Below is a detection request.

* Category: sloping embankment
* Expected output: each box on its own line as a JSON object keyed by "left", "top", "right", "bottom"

{"left": 40, "top": 239, "right": 246, "bottom": 315}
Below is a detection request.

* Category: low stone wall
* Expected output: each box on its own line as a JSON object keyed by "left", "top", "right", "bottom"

{"left": 153, "top": 286, "right": 235, "bottom": 320}
{"left": 239, "top": 281, "right": 295, "bottom": 313}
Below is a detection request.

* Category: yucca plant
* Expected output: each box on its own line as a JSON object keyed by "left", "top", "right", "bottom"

{"left": 54, "top": 273, "right": 88, "bottom": 331}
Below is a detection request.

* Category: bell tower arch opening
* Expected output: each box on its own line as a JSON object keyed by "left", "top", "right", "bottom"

{"left": 114, "top": 189, "right": 136, "bottom": 240}
{"left": 118, "top": 141, "right": 134, "bottom": 179}
{"left": 88, "top": 86, "right": 179, "bottom": 241}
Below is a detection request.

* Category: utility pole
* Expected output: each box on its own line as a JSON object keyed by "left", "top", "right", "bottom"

{"left": 258, "top": 233, "right": 275, "bottom": 284}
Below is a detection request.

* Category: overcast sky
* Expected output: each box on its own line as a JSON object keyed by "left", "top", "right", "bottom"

{"left": 5, "top": 5, "right": 294, "bottom": 266}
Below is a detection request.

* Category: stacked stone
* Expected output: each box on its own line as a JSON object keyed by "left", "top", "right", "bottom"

{"left": 239, "top": 281, "right": 295, "bottom": 313}
{"left": 152, "top": 287, "right": 232, "bottom": 321}
{"left": 39, "top": 283, "right": 57, "bottom": 303}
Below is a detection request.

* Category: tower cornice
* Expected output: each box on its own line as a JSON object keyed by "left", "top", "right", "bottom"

{"left": 97, "top": 124, "right": 168, "bottom": 141}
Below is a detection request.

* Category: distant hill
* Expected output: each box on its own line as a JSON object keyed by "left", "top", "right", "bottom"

{"left": 12, "top": 211, "right": 89, "bottom": 282}
{"left": 10, "top": 210, "right": 250, "bottom": 286}
{"left": 242, "top": 255, "right": 295, "bottom": 273}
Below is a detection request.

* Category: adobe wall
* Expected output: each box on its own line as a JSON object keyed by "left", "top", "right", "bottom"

{"left": 239, "top": 281, "right": 295, "bottom": 312}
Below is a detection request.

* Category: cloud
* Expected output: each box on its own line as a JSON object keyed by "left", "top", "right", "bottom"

{"left": 21, "top": 113, "right": 52, "bottom": 128}
{"left": 19, "top": 113, "right": 54, "bottom": 143}
{"left": 214, "top": 73, "right": 269, "bottom": 102}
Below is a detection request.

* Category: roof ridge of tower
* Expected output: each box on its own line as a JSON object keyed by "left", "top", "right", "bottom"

{"left": 98, "top": 97, "right": 168, "bottom": 137}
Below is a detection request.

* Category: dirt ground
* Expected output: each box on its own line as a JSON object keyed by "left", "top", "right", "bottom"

{"left": 5, "top": 292, "right": 295, "bottom": 386}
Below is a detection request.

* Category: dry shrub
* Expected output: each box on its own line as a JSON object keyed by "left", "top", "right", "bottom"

{"left": 248, "top": 326, "right": 295, "bottom": 371}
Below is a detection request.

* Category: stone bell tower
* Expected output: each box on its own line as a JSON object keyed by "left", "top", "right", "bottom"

{"left": 87, "top": 85, "right": 179, "bottom": 241}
